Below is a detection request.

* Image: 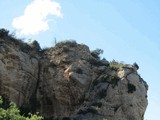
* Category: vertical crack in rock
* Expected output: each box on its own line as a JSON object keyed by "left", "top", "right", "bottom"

{"left": 29, "top": 58, "right": 41, "bottom": 113}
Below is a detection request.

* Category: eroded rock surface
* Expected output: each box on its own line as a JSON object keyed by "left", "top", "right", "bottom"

{"left": 0, "top": 37, "right": 148, "bottom": 120}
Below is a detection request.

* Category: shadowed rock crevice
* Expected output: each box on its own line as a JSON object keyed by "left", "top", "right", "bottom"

{"left": 29, "top": 58, "right": 41, "bottom": 113}
{"left": 0, "top": 36, "right": 148, "bottom": 120}
{"left": 128, "top": 83, "right": 136, "bottom": 93}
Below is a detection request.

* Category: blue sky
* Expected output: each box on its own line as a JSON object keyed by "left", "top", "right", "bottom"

{"left": 0, "top": 0, "right": 160, "bottom": 119}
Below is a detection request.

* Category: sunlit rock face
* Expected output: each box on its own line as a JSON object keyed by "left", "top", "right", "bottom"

{"left": 0, "top": 36, "right": 148, "bottom": 120}
{"left": 0, "top": 38, "right": 39, "bottom": 108}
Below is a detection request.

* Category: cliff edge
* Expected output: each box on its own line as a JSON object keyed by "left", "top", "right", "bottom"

{"left": 0, "top": 30, "right": 148, "bottom": 120}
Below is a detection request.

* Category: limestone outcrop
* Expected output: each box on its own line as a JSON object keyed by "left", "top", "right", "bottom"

{"left": 0, "top": 34, "right": 148, "bottom": 120}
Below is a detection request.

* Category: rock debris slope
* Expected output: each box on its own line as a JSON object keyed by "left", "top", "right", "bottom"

{"left": 0, "top": 36, "right": 148, "bottom": 120}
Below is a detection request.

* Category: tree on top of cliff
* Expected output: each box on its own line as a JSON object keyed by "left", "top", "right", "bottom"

{"left": 0, "top": 28, "right": 17, "bottom": 41}
{"left": 133, "top": 62, "right": 139, "bottom": 70}
{"left": 91, "top": 48, "right": 103, "bottom": 59}
{"left": 0, "top": 28, "right": 9, "bottom": 38}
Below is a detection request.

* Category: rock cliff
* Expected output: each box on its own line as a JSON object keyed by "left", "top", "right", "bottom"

{"left": 0, "top": 33, "right": 148, "bottom": 120}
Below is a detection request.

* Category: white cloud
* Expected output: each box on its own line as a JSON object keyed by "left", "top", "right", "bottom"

{"left": 12, "top": 0, "right": 63, "bottom": 35}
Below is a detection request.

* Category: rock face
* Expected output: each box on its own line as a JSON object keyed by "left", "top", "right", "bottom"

{"left": 0, "top": 36, "right": 148, "bottom": 120}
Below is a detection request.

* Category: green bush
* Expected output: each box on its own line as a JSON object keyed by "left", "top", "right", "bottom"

{"left": 109, "top": 60, "right": 124, "bottom": 70}
{"left": 0, "top": 96, "right": 43, "bottom": 120}
{"left": 91, "top": 48, "right": 103, "bottom": 59}
{"left": 0, "top": 28, "right": 9, "bottom": 38}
